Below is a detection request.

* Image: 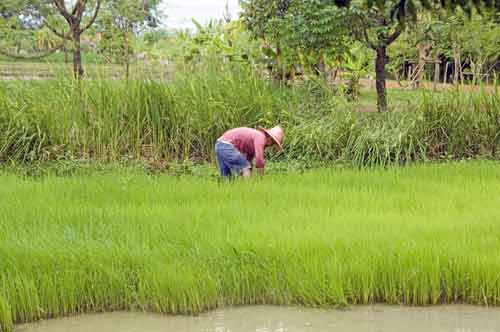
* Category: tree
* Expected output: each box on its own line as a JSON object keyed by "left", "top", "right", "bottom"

{"left": 350, "top": 0, "right": 500, "bottom": 111}
{"left": 1, "top": 0, "right": 101, "bottom": 78}
{"left": 0, "top": 0, "right": 64, "bottom": 59}
{"left": 278, "top": 0, "right": 352, "bottom": 81}
{"left": 349, "top": 0, "right": 424, "bottom": 111}
{"left": 437, "top": 10, "right": 500, "bottom": 85}
{"left": 386, "top": 8, "right": 500, "bottom": 87}
{"left": 240, "top": 0, "right": 292, "bottom": 81}
{"left": 96, "top": 0, "right": 160, "bottom": 79}
{"left": 43, "top": 0, "right": 101, "bottom": 78}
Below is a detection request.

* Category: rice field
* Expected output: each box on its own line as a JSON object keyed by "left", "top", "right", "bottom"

{"left": 1, "top": 161, "right": 500, "bottom": 331}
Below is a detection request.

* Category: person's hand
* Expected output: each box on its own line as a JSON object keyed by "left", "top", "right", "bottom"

{"left": 242, "top": 168, "right": 252, "bottom": 177}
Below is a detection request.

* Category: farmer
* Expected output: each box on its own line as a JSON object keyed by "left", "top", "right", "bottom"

{"left": 215, "top": 126, "right": 284, "bottom": 177}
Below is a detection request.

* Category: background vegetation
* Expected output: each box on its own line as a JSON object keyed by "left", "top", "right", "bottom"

{"left": 1, "top": 60, "right": 499, "bottom": 167}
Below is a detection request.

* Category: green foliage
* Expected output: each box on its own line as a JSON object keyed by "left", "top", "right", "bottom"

{"left": 142, "top": 29, "right": 170, "bottom": 46}
{"left": 343, "top": 43, "right": 374, "bottom": 100}
{"left": 387, "top": 9, "right": 500, "bottom": 84}
{"left": 240, "top": 0, "right": 294, "bottom": 79}
{"left": 94, "top": 0, "right": 161, "bottom": 65}
{"left": 97, "top": 21, "right": 135, "bottom": 64}
{"left": 0, "top": 0, "right": 40, "bottom": 53}
{"left": 240, "top": 0, "right": 291, "bottom": 40}
{"left": 241, "top": 0, "right": 356, "bottom": 79}
{"left": 278, "top": 0, "right": 353, "bottom": 70}
{"left": 97, "top": 0, "right": 161, "bottom": 33}
{"left": 437, "top": 10, "right": 500, "bottom": 81}
{"left": 177, "top": 19, "right": 260, "bottom": 64}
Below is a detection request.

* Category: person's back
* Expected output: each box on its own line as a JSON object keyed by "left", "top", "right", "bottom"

{"left": 219, "top": 127, "right": 266, "bottom": 166}
{"left": 215, "top": 126, "right": 284, "bottom": 177}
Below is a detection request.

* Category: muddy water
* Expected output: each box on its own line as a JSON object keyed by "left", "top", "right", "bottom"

{"left": 15, "top": 305, "right": 500, "bottom": 332}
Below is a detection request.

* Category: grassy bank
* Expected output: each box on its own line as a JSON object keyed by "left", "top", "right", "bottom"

{"left": 1, "top": 162, "right": 500, "bottom": 331}
{"left": 1, "top": 63, "right": 499, "bottom": 167}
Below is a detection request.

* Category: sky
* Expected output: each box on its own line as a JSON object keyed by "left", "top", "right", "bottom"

{"left": 160, "top": 0, "right": 241, "bottom": 30}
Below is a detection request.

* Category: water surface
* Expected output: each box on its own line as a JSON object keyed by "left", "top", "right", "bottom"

{"left": 16, "top": 305, "right": 500, "bottom": 332}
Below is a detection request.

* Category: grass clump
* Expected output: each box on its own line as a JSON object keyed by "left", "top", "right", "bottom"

{"left": 1, "top": 162, "right": 500, "bottom": 330}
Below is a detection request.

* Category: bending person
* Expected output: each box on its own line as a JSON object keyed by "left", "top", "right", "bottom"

{"left": 215, "top": 126, "right": 284, "bottom": 178}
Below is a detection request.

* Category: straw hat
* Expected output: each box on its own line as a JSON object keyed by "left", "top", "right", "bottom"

{"left": 259, "top": 125, "right": 284, "bottom": 150}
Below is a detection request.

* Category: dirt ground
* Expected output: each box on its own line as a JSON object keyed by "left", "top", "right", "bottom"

{"left": 360, "top": 78, "right": 500, "bottom": 93}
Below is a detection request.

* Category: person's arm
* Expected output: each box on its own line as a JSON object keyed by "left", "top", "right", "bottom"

{"left": 254, "top": 139, "right": 266, "bottom": 176}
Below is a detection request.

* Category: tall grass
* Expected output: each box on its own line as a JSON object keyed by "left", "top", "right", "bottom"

{"left": 0, "top": 63, "right": 303, "bottom": 163}
{"left": 1, "top": 162, "right": 500, "bottom": 331}
{"left": 0, "top": 62, "right": 499, "bottom": 166}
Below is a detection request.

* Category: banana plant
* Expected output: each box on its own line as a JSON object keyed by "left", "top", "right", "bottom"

{"left": 343, "top": 43, "right": 374, "bottom": 100}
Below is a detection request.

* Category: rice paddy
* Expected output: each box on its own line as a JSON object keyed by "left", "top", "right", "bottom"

{"left": 1, "top": 161, "right": 500, "bottom": 331}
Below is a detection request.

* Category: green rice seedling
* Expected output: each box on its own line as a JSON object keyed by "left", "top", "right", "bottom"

{"left": 0, "top": 295, "right": 12, "bottom": 332}
{"left": 1, "top": 162, "right": 500, "bottom": 331}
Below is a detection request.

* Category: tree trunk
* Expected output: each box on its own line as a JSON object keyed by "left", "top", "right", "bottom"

{"left": 290, "top": 65, "right": 296, "bottom": 82}
{"left": 332, "top": 68, "right": 339, "bottom": 81}
{"left": 444, "top": 62, "right": 449, "bottom": 84}
{"left": 274, "top": 46, "right": 284, "bottom": 82}
{"left": 433, "top": 61, "right": 440, "bottom": 91}
{"left": 415, "top": 43, "right": 430, "bottom": 89}
{"left": 124, "top": 31, "right": 130, "bottom": 80}
{"left": 63, "top": 38, "right": 68, "bottom": 63}
{"left": 315, "top": 52, "right": 328, "bottom": 82}
{"left": 459, "top": 58, "right": 464, "bottom": 85}
{"left": 453, "top": 49, "right": 460, "bottom": 85}
{"left": 375, "top": 46, "right": 388, "bottom": 112}
{"left": 73, "top": 32, "right": 84, "bottom": 79}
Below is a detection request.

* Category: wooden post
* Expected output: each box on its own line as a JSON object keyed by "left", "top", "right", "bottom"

{"left": 444, "top": 62, "right": 449, "bottom": 85}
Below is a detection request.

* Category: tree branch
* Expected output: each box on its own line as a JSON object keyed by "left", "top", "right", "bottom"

{"left": 385, "top": 25, "right": 403, "bottom": 45}
{"left": 362, "top": 27, "right": 377, "bottom": 49}
{"left": 51, "top": 0, "right": 74, "bottom": 24}
{"left": 353, "top": 13, "right": 377, "bottom": 49}
{"left": 74, "top": 0, "right": 89, "bottom": 21}
{"left": 80, "top": 0, "right": 101, "bottom": 33}
{"left": 72, "top": 0, "right": 82, "bottom": 15}
{"left": 0, "top": 43, "right": 64, "bottom": 60}
{"left": 42, "top": 19, "right": 72, "bottom": 40}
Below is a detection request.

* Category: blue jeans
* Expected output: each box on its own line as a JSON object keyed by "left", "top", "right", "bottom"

{"left": 215, "top": 140, "right": 251, "bottom": 177}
